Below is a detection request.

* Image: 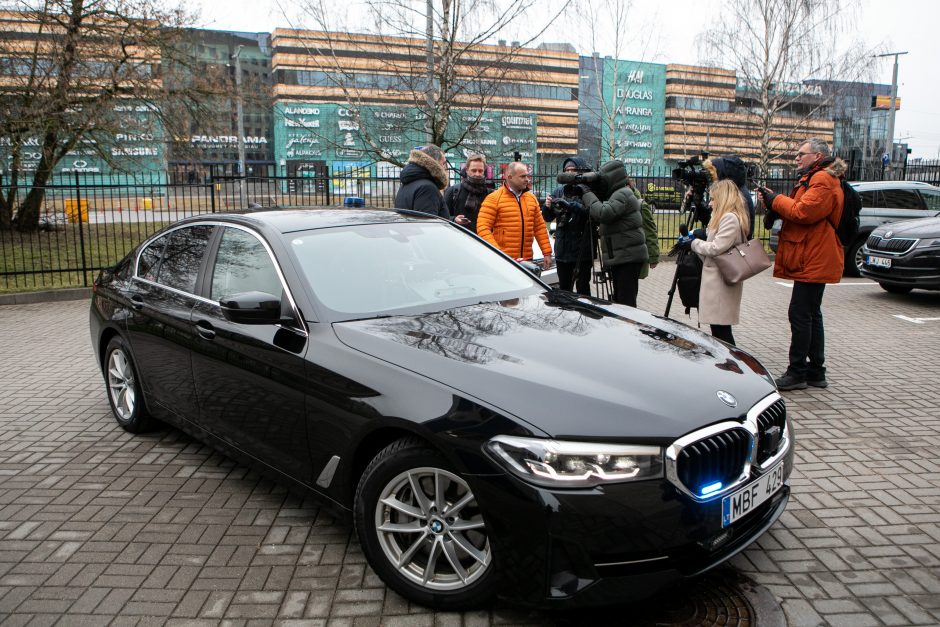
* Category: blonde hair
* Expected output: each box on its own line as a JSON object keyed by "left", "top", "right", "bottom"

{"left": 707, "top": 179, "right": 750, "bottom": 237}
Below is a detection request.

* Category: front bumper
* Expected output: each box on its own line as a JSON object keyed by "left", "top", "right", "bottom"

{"left": 859, "top": 247, "right": 940, "bottom": 290}
{"left": 469, "top": 446, "right": 792, "bottom": 608}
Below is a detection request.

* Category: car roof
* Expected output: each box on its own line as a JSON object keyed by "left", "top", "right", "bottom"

{"left": 851, "top": 180, "right": 939, "bottom": 192}
{"left": 179, "top": 208, "right": 441, "bottom": 233}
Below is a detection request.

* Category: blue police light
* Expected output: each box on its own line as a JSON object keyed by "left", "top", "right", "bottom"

{"left": 700, "top": 481, "right": 723, "bottom": 496}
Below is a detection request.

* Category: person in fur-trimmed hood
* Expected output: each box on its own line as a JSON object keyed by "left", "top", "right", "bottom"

{"left": 756, "top": 138, "right": 846, "bottom": 392}
{"left": 395, "top": 144, "right": 450, "bottom": 218}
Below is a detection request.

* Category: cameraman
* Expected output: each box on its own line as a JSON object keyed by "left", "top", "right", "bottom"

{"left": 543, "top": 157, "right": 594, "bottom": 295}
{"left": 578, "top": 160, "right": 649, "bottom": 308}
{"left": 703, "top": 155, "right": 755, "bottom": 238}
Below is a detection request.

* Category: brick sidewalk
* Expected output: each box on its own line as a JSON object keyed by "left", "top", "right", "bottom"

{"left": 1, "top": 265, "right": 939, "bottom": 625}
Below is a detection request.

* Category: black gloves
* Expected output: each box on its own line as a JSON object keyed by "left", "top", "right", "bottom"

{"left": 763, "top": 210, "right": 779, "bottom": 231}
{"left": 691, "top": 228, "right": 706, "bottom": 241}
{"left": 569, "top": 184, "right": 592, "bottom": 197}
{"left": 757, "top": 186, "right": 778, "bottom": 210}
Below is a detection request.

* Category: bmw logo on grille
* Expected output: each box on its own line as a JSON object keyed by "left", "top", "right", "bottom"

{"left": 716, "top": 390, "right": 737, "bottom": 407}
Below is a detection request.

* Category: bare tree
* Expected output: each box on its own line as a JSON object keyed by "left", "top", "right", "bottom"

{"left": 283, "top": 0, "right": 566, "bottom": 166}
{"left": 696, "top": 0, "right": 880, "bottom": 176}
{"left": 0, "top": 0, "right": 212, "bottom": 231}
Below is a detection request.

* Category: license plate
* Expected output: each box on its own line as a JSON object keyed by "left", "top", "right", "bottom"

{"left": 721, "top": 461, "right": 785, "bottom": 527}
{"left": 866, "top": 255, "right": 891, "bottom": 268}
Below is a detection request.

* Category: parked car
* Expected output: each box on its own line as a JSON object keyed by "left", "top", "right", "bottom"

{"left": 859, "top": 216, "right": 940, "bottom": 293}
{"left": 639, "top": 179, "right": 684, "bottom": 211}
{"left": 90, "top": 208, "right": 792, "bottom": 610}
{"left": 769, "top": 180, "right": 940, "bottom": 276}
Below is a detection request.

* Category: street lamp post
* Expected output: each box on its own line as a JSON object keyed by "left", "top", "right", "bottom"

{"left": 875, "top": 51, "right": 908, "bottom": 170}
{"left": 232, "top": 45, "right": 247, "bottom": 208}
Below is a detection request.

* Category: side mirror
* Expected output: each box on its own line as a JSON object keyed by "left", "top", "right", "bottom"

{"left": 517, "top": 259, "right": 542, "bottom": 277}
{"left": 220, "top": 291, "right": 284, "bottom": 324}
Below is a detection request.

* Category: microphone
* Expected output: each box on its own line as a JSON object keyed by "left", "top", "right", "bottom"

{"left": 556, "top": 171, "right": 600, "bottom": 185}
{"left": 679, "top": 223, "right": 688, "bottom": 238}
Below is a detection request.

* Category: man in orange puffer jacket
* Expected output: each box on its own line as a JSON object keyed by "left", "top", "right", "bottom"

{"left": 757, "top": 138, "right": 845, "bottom": 391}
{"left": 477, "top": 162, "right": 553, "bottom": 269}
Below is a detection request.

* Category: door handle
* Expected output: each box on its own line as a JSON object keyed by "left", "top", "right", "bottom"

{"left": 194, "top": 320, "right": 216, "bottom": 340}
{"left": 129, "top": 294, "right": 144, "bottom": 310}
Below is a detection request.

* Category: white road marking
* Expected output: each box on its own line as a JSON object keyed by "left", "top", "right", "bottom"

{"left": 894, "top": 315, "right": 940, "bottom": 324}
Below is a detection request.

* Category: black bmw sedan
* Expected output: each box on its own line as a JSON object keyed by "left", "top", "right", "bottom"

{"left": 89, "top": 208, "right": 792, "bottom": 610}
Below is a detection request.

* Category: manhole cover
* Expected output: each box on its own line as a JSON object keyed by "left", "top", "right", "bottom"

{"left": 546, "top": 568, "right": 781, "bottom": 626}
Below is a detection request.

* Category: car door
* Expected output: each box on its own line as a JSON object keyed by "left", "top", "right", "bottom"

{"left": 917, "top": 188, "right": 940, "bottom": 216}
{"left": 124, "top": 224, "right": 214, "bottom": 423}
{"left": 869, "top": 187, "right": 928, "bottom": 226}
{"left": 189, "top": 225, "right": 311, "bottom": 482}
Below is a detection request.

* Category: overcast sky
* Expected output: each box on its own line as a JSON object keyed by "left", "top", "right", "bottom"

{"left": 192, "top": 0, "right": 939, "bottom": 160}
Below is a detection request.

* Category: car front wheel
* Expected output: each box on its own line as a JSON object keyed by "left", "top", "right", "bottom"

{"left": 104, "top": 336, "right": 154, "bottom": 433}
{"left": 845, "top": 237, "right": 866, "bottom": 277}
{"left": 354, "top": 437, "right": 497, "bottom": 610}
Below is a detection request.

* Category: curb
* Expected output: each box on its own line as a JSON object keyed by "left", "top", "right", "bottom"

{"left": 0, "top": 287, "right": 92, "bottom": 306}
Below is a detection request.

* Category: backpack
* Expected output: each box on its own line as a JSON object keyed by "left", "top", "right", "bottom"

{"left": 676, "top": 249, "right": 703, "bottom": 314}
{"left": 806, "top": 171, "right": 861, "bottom": 245}
{"left": 832, "top": 179, "right": 862, "bottom": 245}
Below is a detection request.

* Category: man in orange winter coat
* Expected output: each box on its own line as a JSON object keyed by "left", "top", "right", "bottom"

{"left": 477, "top": 162, "right": 553, "bottom": 269}
{"left": 757, "top": 138, "right": 845, "bottom": 391}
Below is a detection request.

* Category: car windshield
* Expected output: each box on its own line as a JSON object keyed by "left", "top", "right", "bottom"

{"left": 288, "top": 221, "right": 543, "bottom": 320}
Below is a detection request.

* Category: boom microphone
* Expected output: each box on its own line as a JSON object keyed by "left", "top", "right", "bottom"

{"left": 556, "top": 171, "right": 600, "bottom": 185}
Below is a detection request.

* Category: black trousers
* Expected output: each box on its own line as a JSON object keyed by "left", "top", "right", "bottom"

{"left": 610, "top": 262, "right": 643, "bottom": 307}
{"left": 710, "top": 324, "right": 736, "bottom": 346}
{"left": 786, "top": 281, "right": 827, "bottom": 380}
{"left": 556, "top": 260, "right": 592, "bottom": 295}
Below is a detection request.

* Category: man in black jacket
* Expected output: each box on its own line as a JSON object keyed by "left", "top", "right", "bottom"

{"left": 543, "top": 156, "right": 594, "bottom": 295}
{"left": 395, "top": 144, "right": 450, "bottom": 218}
{"left": 443, "top": 153, "right": 491, "bottom": 231}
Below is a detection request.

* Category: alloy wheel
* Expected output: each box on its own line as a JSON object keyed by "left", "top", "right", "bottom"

{"left": 374, "top": 466, "right": 491, "bottom": 591}
{"left": 107, "top": 348, "right": 136, "bottom": 421}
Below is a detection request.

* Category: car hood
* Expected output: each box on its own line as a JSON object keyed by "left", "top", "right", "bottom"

{"left": 332, "top": 293, "right": 776, "bottom": 441}
{"left": 872, "top": 216, "right": 940, "bottom": 238}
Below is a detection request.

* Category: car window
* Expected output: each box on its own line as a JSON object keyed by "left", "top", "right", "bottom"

{"left": 137, "top": 235, "right": 166, "bottom": 282}
{"left": 156, "top": 226, "right": 213, "bottom": 293}
{"left": 919, "top": 189, "right": 940, "bottom": 212}
{"left": 211, "top": 227, "right": 284, "bottom": 302}
{"left": 880, "top": 189, "right": 923, "bottom": 210}
{"left": 858, "top": 190, "right": 880, "bottom": 208}
{"left": 290, "top": 222, "right": 539, "bottom": 317}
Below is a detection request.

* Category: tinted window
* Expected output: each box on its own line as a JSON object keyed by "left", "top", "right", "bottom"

{"left": 919, "top": 189, "right": 940, "bottom": 212}
{"left": 157, "top": 226, "right": 213, "bottom": 293}
{"left": 858, "top": 190, "right": 880, "bottom": 208}
{"left": 211, "top": 228, "right": 283, "bottom": 301}
{"left": 138, "top": 235, "right": 166, "bottom": 281}
{"left": 880, "top": 189, "right": 923, "bottom": 210}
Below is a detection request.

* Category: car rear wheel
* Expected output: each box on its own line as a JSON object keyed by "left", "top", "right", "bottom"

{"left": 354, "top": 437, "right": 496, "bottom": 610}
{"left": 844, "top": 236, "right": 866, "bottom": 277}
{"left": 104, "top": 336, "right": 154, "bottom": 433}
{"left": 879, "top": 283, "right": 913, "bottom": 294}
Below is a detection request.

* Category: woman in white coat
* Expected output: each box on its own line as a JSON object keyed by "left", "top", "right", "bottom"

{"left": 690, "top": 179, "right": 751, "bottom": 346}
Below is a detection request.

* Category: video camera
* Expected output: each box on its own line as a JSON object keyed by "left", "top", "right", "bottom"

{"left": 671, "top": 154, "right": 710, "bottom": 192}
{"left": 556, "top": 170, "right": 600, "bottom": 199}
{"left": 671, "top": 153, "right": 711, "bottom": 226}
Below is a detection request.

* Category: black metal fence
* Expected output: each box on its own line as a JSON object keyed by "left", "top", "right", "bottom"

{"left": 4, "top": 158, "right": 939, "bottom": 292}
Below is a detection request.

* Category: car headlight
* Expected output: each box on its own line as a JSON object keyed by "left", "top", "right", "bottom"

{"left": 485, "top": 435, "right": 664, "bottom": 488}
{"left": 915, "top": 238, "right": 940, "bottom": 248}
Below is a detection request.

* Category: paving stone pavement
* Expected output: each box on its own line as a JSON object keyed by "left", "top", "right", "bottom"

{"left": 1, "top": 264, "right": 939, "bottom": 626}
